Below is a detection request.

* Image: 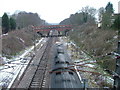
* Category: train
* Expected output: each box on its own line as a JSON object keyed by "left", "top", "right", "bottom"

{"left": 50, "top": 42, "right": 85, "bottom": 88}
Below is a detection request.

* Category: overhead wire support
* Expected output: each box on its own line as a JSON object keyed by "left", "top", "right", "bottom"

{"left": 31, "top": 25, "right": 36, "bottom": 54}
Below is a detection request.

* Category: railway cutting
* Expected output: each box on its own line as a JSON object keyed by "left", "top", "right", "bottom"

{"left": 9, "top": 29, "right": 85, "bottom": 89}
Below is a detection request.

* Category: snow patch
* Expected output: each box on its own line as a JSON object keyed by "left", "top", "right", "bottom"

{"left": 113, "top": 35, "right": 118, "bottom": 39}
{"left": 19, "top": 38, "right": 25, "bottom": 43}
{"left": 16, "top": 37, "right": 25, "bottom": 43}
{"left": 0, "top": 38, "right": 45, "bottom": 88}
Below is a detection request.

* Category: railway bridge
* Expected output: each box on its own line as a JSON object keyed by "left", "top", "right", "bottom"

{"left": 32, "top": 25, "right": 73, "bottom": 37}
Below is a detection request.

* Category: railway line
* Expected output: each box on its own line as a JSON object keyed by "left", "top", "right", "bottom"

{"left": 9, "top": 30, "right": 58, "bottom": 88}
{"left": 5, "top": 30, "right": 85, "bottom": 89}
{"left": 11, "top": 37, "right": 57, "bottom": 88}
{"left": 1, "top": 24, "right": 117, "bottom": 89}
{"left": 29, "top": 37, "right": 54, "bottom": 88}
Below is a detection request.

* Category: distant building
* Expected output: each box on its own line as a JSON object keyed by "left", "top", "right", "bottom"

{"left": 118, "top": 1, "right": 120, "bottom": 13}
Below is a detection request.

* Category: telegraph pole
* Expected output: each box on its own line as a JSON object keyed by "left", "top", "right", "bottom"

{"left": 31, "top": 25, "right": 36, "bottom": 54}
{"left": 34, "top": 28, "right": 36, "bottom": 54}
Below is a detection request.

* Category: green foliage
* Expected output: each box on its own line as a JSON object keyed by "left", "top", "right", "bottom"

{"left": 113, "top": 15, "right": 120, "bottom": 30}
{"left": 102, "top": 13, "right": 112, "bottom": 29}
{"left": 100, "top": 2, "right": 114, "bottom": 29}
{"left": 10, "top": 17, "right": 16, "bottom": 30}
{"left": 99, "top": 2, "right": 120, "bottom": 30}
{"left": 105, "top": 2, "right": 114, "bottom": 13}
{"left": 2, "top": 13, "right": 9, "bottom": 34}
{"left": 2, "top": 13, "right": 17, "bottom": 33}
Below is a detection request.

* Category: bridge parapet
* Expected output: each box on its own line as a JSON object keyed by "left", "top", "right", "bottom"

{"left": 31, "top": 25, "right": 73, "bottom": 37}
{"left": 33, "top": 25, "right": 73, "bottom": 32}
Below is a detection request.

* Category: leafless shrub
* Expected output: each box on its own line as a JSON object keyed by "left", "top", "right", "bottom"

{"left": 2, "top": 28, "right": 39, "bottom": 57}
{"left": 70, "top": 23, "right": 117, "bottom": 70}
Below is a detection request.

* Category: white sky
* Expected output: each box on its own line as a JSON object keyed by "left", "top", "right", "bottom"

{"left": 0, "top": 0, "right": 119, "bottom": 23}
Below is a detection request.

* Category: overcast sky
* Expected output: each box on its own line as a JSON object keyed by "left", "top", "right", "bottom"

{"left": 0, "top": 0, "right": 119, "bottom": 23}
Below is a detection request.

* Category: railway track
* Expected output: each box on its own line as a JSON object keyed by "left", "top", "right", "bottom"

{"left": 11, "top": 36, "right": 58, "bottom": 88}
{"left": 10, "top": 30, "right": 84, "bottom": 89}
{"left": 29, "top": 37, "right": 54, "bottom": 88}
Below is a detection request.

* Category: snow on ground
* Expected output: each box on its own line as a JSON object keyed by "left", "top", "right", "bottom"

{"left": 16, "top": 37, "right": 25, "bottom": 43}
{"left": 60, "top": 37, "right": 114, "bottom": 88}
{"left": 74, "top": 45, "right": 114, "bottom": 87}
{"left": 0, "top": 38, "right": 46, "bottom": 88}
{"left": 1, "top": 33, "right": 8, "bottom": 37}
{"left": 0, "top": 33, "right": 8, "bottom": 39}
